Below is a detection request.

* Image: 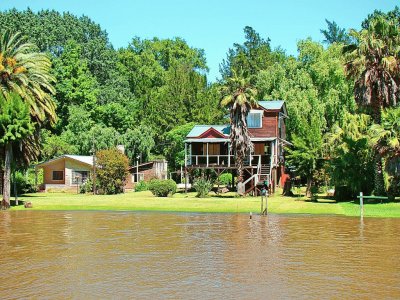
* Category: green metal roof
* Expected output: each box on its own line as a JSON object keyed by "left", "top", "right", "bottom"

{"left": 187, "top": 125, "right": 230, "bottom": 138}
{"left": 257, "top": 100, "right": 285, "bottom": 110}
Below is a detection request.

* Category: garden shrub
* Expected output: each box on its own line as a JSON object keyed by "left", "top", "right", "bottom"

{"left": 80, "top": 179, "right": 93, "bottom": 194}
{"left": 148, "top": 179, "right": 177, "bottom": 197}
{"left": 310, "top": 185, "right": 319, "bottom": 201}
{"left": 193, "top": 177, "right": 213, "bottom": 198}
{"left": 11, "top": 171, "right": 36, "bottom": 195}
{"left": 135, "top": 180, "right": 148, "bottom": 192}
{"left": 217, "top": 173, "right": 232, "bottom": 186}
{"left": 96, "top": 148, "right": 129, "bottom": 194}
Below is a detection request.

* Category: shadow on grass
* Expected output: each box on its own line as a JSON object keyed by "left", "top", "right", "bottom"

{"left": 210, "top": 194, "right": 236, "bottom": 199}
{"left": 9, "top": 199, "right": 26, "bottom": 207}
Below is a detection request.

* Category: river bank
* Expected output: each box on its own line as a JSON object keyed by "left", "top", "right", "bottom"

{"left": 7, "top": 190, "right": 400, "bottom": 218}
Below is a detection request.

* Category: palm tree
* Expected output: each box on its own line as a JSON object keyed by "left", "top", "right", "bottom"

{"left": 220, "top": 70, "right": 257, "bottom": 182}
{"left": 370, "top": 108, "right": 400, "bottom": 198}
{"left": 0, "top": 31, "right": 56, "bottom": 124}
{"left": 344, "top": 16, "right": 399, "bottom": 122}
{"left": 0, "top": 31, "right": 56, "bottom": 209}
{"left": 344, "top": 16, "right": 400, "bottom": 195}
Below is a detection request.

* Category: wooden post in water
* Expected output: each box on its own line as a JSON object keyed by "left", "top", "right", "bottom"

{"left": 260, "top": 193, "right": 264, "bottom": 215}
{"left": 359, "top": 192, "right": 364, "bottom": 218}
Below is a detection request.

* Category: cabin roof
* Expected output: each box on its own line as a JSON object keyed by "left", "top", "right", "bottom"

{"left": 36, "top": 155, "right": 93, "bottom": 168}
{"left": 187, "top": 125, "right": 230, "bottom": 138}
{"left": 257, "top": 100, "right": 285, "bottom": 110}
{"left": 128, "top": 160, "right": 167, "bottom": 171}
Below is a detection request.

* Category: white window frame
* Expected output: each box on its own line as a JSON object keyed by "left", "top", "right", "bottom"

{"left": 71, "top": 170, "right": 89, "bottom": 185}
{"left": 247, "top": 110, "right": 263, "bottom": 128}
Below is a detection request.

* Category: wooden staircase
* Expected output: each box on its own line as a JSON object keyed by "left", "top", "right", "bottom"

{"left": 259, "top": 164, "right": 270, "bottom": 182}
{"left": 243, "top": 164, "right": 271, "bottom": 195}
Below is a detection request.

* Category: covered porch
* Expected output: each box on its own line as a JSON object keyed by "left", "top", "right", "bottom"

{"left": 184, "top": 139, "right": 277, "bottom": 168}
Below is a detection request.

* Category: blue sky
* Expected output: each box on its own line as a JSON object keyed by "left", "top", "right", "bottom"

{"left": 2, "top": 0, "right": 398, "bottom": 81}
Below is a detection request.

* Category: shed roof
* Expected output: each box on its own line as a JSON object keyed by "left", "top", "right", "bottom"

{"left": 36, "top": 155, "right": 94, "bottom": 168}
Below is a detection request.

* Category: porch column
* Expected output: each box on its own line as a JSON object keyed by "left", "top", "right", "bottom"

{"left": 184, "top": 143, "right": 187, "bottom": 167}
{"left": 271, "top": 141, "right": 275, "bottom": 166}
{"left": 249, "top": 150, "right": 252, "bottom": 167}
{"left": 228, "top": 143, "right": 231, "bottom": 167}
{"left": 184, "top": 168, "right": 188, "bottom": 194}
{"left": 206, "top": 143, "right": 209, "bottom": 167}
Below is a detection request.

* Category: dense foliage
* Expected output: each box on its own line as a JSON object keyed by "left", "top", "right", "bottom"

{"left": 1, "top": 6, "right": 399, "bottom": 202}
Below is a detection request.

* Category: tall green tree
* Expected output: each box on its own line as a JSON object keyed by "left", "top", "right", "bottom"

{"left": 220, "top": 26, "right": 285, "bottom": 82}
{"left": 320, "top": 19, "right": 351, "bottom": 44}
{"left": 53, "top": 40, "right": 99, "bottom": 129}
{"left": 162, "top": 122, "right": 195, "bottom": 171}
{"left": 0, "top": 31, "right": 56, "bottom": 208}
{"left": 0, "top": 93, "right": 34, "bottom": 208}
{"left": 122, "top": 125, "right": 155, "bottom": 164}
{"left": 344, "top": 16, "right": 400, "bottom": 195}
{"left": 220, "top": 71, "right": 257, "bottom": 180}
{"left": 370, "top": 108, "right": 400, "bottom": 198}
{"left": 0, "top": 9, "right": 116, "bottom": 84}
{"left": 325, "top": 113, "right": 374, "bottom": 196}
{"left": 286, "top": 116, "right": 324, "bottom": 196}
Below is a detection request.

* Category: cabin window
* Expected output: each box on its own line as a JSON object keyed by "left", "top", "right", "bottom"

{"left": 247, "top": 111, "right": 263, "bottom": 128}
{"left": 71, "top": 170, "right": 89, "bottom": 184}
{"left": 52, "top": 171, "right": 64, "bottom": 181}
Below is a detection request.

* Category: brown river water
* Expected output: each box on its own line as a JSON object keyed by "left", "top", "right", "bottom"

{"left": 1, "top": 211, "right": 399, "bottom": 299}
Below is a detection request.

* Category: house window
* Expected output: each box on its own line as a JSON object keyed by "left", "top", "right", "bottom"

{"left": 132, "top": 173, "right": 144, "bottom": 183}
{"left": 71, "top": 170, "right": 89, "bottom": 184}
{"left": 247, "top": 111, "right": 263, "bottom": 128}
{"left": 52, "top": 171, "right": 64, "bottom": 181}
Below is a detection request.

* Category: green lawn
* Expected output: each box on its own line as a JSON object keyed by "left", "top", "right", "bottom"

{"left": 8, "top": 190, "right": 400, "bottom": 218}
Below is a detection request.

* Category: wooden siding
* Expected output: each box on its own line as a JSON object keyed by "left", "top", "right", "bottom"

{"left": 126, "top": 161, "right": 168, "bottom": 190}
{"left": 249, "top": 111, "right": 279, "bottom": 138}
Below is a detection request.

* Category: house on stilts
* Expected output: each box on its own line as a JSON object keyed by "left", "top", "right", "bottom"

{"left": 184, "top": 100, "right": 290, "bottom": 195}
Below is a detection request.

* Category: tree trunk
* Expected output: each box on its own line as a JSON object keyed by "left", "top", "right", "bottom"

{"left": 372, "top": 105, "right": 386, "bottom": 196}
{"left": 374, "top": 154, "right": 386, "bottom": 196}
{"left": 282, "top": 178, "right": 293, "bottom": 196}
{"left": 305, "top": 176, "right": 312, "bottom": 198}
{"left": 2, "top": 143, "right": 12, "bottom": 209}
{"left": 13, "top": 169, "right": 18, "bottom": 206}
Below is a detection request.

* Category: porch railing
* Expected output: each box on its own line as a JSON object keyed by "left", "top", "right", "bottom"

{"left": 186, "top": 155, "right": 266, "bottom": 167}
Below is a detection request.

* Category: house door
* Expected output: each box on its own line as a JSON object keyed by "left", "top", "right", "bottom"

{"left": 254, "top": 143, "right": 265, "bottom": 155}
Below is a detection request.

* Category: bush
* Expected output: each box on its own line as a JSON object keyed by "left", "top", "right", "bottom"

{"left": 217, "top": 173, "right": 232, "bottom": 186}
{"left": 148, "top": 179, "right": 177, "bottom": 197}
{"left": 310, "top": 185, "right": 319, "bottom": 201}
{"left": 11, "top": 171, "right": 36, "bottom": 195}
{"left": 80, "top": 179, "right": 93, "bottom": 194}
{"left": 96, "top": 148, "right": 129, "bottom": 194}
{"left": 193, "top": 177, "right": 213, "bottom": 198}
{"left": 135, "top": 180, "right": 148, "bottom": 192}
{"left": 334, "top": 185, "right": 354, "bottom": 202}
